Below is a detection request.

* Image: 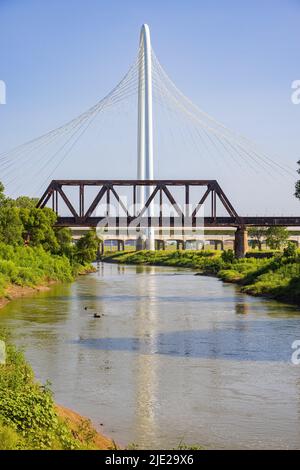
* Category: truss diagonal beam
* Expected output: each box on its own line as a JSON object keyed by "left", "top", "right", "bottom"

{"left": 161, "top": 185, "right": 184, "bottom": 218}
{"left": 84, "top": 185, "right": 108, "bottom": 218}
{"left": 192, "top": 186, "right": 212, "bottom": 219}
{"left": 109, "top": 185, "right": 131, "bottom": 217}
{"left": 56, "top": 186, "right": 79, "bottom": 218}
{"left": 136, "top": 185, "right": 160, "bottom": 218}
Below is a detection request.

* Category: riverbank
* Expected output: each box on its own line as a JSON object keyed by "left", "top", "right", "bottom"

{"left": 0, "top": 269, "right": 95, "bottom": 311}
{"left": 0, "top": 242, "right": 96, "bottom": 312}
{"left": 102, "top": 249, "right": 300, "bottom": 306}
{"left": 0, "top": 244, "right": 113, "bottom": 450}
{"left": 0, "top": 331, "right": 115, "bottom": 450}
{"left": 0, "top": 282, "right": 57, "bottom": 310}
{"left": 55, "top": 404, "right": 115, "bottom": 450}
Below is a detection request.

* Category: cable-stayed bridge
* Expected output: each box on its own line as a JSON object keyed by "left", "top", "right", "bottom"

{"left": 1, "top": 25, "right": 299, "bottom": 256}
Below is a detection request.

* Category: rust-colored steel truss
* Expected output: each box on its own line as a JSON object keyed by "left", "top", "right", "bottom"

{"left": 36, "top": 180, "right": 300, "bottom": 228}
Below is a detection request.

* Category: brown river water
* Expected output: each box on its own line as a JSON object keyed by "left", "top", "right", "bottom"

{"left": 1, "top": 262, "right": 300, "bottom": 449}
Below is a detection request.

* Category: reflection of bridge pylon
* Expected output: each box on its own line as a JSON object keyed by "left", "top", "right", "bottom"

{"left": 133, "top": 265, "right": 159, "bottom": 447}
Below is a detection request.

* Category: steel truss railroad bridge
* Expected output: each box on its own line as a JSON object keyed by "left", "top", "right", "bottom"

{"left": 37, "top": 179, "right": 300, "bottom": 257}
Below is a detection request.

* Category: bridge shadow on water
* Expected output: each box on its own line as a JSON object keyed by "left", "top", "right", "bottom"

{"left": 73, "top": 319, "right": 300, "bottom": 362}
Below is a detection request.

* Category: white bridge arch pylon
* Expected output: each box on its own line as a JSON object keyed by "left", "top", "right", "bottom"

{"left": 137, "top": 24, "right": 155, "bottom": 250}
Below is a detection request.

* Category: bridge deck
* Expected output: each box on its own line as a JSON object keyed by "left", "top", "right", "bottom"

{"left": 56, "top": 216, "right": 300, "bottom": 228}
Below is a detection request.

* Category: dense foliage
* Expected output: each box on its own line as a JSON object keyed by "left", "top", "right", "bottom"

{"left": 0, "top": 243, "right": 75, "bottom": 296}
{"left": 265, "top": 227, "right": 289, "bottom": 250}
{"left": 295, "top": 159, "right": 300, "bottom": 200}
{"left": 0, "top": 183, "right": 99, "bottom": 293}
{"left": 248, "top": 226, "right": 289, "bottom": 251}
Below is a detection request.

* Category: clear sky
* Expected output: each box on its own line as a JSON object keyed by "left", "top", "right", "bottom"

{"left": 0, "top": 0, "right": 300, "bottom": 214}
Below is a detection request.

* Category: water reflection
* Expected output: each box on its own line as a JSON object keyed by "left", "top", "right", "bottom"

{"left": 75, "top": 318, "right": 298, "bottom": 362}
{"left": 235, "top": 303, "right": 250, "bottom": 315}
{"left": 133, "top": 266, "right": 159, "bottom": 445}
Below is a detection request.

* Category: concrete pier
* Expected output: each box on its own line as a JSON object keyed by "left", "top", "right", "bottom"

{"left": 234, "top": 227, "right": 248, "bottom": 258}
{"left": 117, "top": 240, "right": 125, "bottom": 251}
{"left": 155, "top": 239, "right": 165, "bottom": 250}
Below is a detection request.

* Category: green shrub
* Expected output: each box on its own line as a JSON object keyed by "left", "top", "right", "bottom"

{"left": 0, "top": 422, "right": 24, "bottom": 450}
{"left": 221, "top": 249, "right": 235, "bottom": 263}
{"left": 0, "top": 243, "right": 75, "bottom": 289}
{"left": 219, "top": 269, "right": 244, "bottom": 282}
{"left": 283, "top": 242, "right": 298, "bottom": 260}
{"left": 0, "top": 334, "right": 82, "bottom": 450}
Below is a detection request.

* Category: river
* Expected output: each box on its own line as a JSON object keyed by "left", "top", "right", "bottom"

{"left": 1, "top": 262, "right": 300, "bottom": 449}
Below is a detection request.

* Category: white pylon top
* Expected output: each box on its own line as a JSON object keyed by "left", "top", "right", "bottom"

{"left": 137, "top": 23, "right": 154, "bottom": 182}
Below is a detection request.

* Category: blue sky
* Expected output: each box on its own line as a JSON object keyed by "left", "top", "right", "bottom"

{"left": 0, "top": 0, "right": 300, "bottom": 214}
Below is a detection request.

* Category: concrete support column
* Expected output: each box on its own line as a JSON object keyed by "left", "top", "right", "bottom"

{"left": 176, "top": 240, "right": 185, "bottom": 250}
{"left": 216, "top": 241, "right": 224, "bottom": 251}
{"left": 196, "top": 241, "right": 203, "bottom": 251}
{"left": 117, "top": 240, "right": 124, "bottom": 251}
{"left": 234, "top": 227, "right": 248, "bottom": 258}
{"left": 136, "top": 236, "right": 145, "bottom": 251}
{"left": 155, "top": 240, "right": 165, "bottom": 251}
{"left": 97, "top": 241, "right": 104, "bottom": 260}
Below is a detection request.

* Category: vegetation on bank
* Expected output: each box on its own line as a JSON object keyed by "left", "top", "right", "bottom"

{"left": 102, "top": 243, "right": 300, "bottom": 304}
{"left": 0, "top": 184, "right": 99, "bottom": 298}
{"left": 0, "top": 184, "right": 103, "bottom": 450}
{"left": 0, "top": 331, "right": 112, "bottom": 450}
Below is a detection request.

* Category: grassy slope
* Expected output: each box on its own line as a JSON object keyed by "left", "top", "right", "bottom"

{"left": 0, "top": 332, "right": 113, "bottom": 450}
{"left": 102, "top": 250, "right": 300, "bottom": 305}
{"left": 0, "top": 242, "right": 93, "bottom": 299}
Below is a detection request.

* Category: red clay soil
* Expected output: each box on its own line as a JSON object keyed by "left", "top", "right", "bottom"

{"left": 56, "top": 404, "right": 115, "bottom": 450}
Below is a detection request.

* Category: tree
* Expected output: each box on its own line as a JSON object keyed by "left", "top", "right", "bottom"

{"left": 74, "top": 230, "right": 99, "bottom": 265}
{"left": 0, "top": 183, "right": 25, "bottom": 245}
{"left": 0, "top": 182, "right": 76, "bottom": 258}
{"left": 248, "top": 227, "right": 267, "bottom": 250}
{"left": 0, "top": 206, "right": 23, "bottom": 245}
{"left": 20, "top": 207, "right": 59, "bottom": 253}
{"left": 283, "top": 241, "right": 298, "bottom": 260}
{"left": 266, "top": 227, "right": 289, "bottom": 250}
{"left": 221, "top": 249, "right": 235, "bottom": 263}
{"left": 55, "top": 228, "right": 73, "bottom": 257}
{"left": 0, "top": 182, "right": 15, "bottom": 208}
{"left": 0, "top": 182, "right": 6, "bottom": 206}
{"left": 295, "top": 160, "right": 300, "bottom": 200}
{"left": 14, "top": 196, "right": 39, "bottom": 209}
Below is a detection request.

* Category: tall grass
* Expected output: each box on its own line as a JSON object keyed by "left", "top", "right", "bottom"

{"left": 0, "top": 242, "right": 76, "bottom": 296}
